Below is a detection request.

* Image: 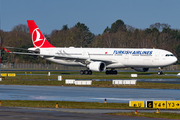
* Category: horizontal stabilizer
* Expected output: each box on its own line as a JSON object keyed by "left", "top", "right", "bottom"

{"left": 3, "top": 47, "right": 11, "bottom": 53}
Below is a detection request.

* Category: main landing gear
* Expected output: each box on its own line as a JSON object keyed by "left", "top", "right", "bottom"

{"left": 105, "top": 69, "right": 118, "bottom": 75}
{"left": 158, "top": 67, "right": 163, "bottom": 75}
{"left": 80, "top": 70, "right": 92, "bottom": 75}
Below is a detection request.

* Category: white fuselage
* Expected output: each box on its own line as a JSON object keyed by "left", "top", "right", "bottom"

{"left": 31, "top": 47, "right": 177, "bottom": 69}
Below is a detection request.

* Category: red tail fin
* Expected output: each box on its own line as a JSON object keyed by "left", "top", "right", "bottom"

{"left": 27, "top": 20, "right": 55, "bottom": 48}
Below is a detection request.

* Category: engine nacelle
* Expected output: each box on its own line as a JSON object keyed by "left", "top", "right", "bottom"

{"left": 88, "top": 61, "right": 106, "bottom": 72}
{"left": 133, "top": 68, "right": 149, "bottom": 72}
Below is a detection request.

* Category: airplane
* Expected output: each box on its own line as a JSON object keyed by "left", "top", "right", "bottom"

{"left": 3, "top": 20, "right": 178, "bottom": 75}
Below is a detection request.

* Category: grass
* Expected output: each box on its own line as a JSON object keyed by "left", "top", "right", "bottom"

{"left": 0, "top": 74, "right": 180, "bottom": 89}
{"left": 0, "top": 73, "right": 180, "bottom": 89}
{"left": 0, "top": 100, "right": 130, "bottom": 109}
{"left": 109, "top": 112, "right": 180, "bottom": 119}
{"left": 1, "top": 71, "right": 179, "bottom": 80}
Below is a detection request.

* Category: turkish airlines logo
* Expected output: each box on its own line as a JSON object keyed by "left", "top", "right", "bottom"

{"left": 32, "top": 28, "right": 45, "bottom": 48}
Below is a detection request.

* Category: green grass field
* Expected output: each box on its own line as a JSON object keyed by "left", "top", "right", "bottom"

{"left": 0, "top": 100, "right": 129, "bottom": 109}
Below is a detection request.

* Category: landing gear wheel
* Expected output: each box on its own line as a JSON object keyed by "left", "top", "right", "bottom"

{"left": 106, "top": 70, "right": 109, "bottom": 74}
{"left": 80, "top": 70, "right": 84, "bottom": 75}
{"left": 88, "top": 70, "right": 92, "bottom": 75}
{"left": 84, "top": 70, "right": 89, "bottom": 75}
{"left": 105, "top": 70, "right": 118, "bottom": 75}
{"left": 158, "top": 71, "right": 163, "bottom": 75}
{"left": 80, "top": 70, "right": 93, "bottom": 75}
{"left": 114, "top": 70, "right": 117, "bottom": 75}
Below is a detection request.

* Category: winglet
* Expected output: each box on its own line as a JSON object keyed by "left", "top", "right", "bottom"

{"left": 3, "top": 47, "right": 11, "bottom": 53}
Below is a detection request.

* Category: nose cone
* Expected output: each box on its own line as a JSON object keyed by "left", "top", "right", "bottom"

{"left": 166, "top": 56, "right": 178, "bottom": 66}
{"left": 171, "top": 56, "right": 178, "bottom": 64}
{"left": 174, "top": 56, "right": 178, "bottom": 63}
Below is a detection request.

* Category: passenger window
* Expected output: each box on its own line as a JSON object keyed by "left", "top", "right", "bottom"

{"left": 165, "top": 54, "right": 174, "bottom": 57}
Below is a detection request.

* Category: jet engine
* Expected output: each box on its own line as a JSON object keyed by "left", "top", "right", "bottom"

{"left": 88, "top": 61, "right": 106, "bottom": 72}
{"left": 133, "top": 68, "right": 149, "bottom": 72}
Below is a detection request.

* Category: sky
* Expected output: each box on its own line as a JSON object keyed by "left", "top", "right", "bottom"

{"left": 0, "top": 0, "right": 180, "bottom": 35}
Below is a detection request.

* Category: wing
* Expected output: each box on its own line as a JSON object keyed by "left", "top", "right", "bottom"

{"left": 3, "top": 47, "right": 116, "bottom": 64}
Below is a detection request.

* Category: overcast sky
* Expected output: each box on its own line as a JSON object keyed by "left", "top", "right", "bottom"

{"left": 1, "top": 0, "right": 180, "bottom": 35}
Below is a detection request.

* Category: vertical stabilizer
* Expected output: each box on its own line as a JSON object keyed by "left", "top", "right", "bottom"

{"left": 27, "top": 20, "right": 55, "bottom": 48}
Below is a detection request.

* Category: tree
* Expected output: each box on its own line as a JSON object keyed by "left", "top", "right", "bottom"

{"left": 110, "top": 19, "right": 126, "bottom": 33}
{"left": 162, "top": 27, "right": 171, "bottom": 33}
{"left": 103, "top": 26, "right": 110, "bottom": 33}
{"left": 152, "top": 27, "right": 159, "bottom": 33}
{"left": 75, "top": 22, "right": 94, "bottom": 47}
{"left": 150, "top": 23, "right": 170, "bottom": 32}
{"left": 144, "top": 28, "right": 152, "bottom": 34}
{"left": 175, "top": 43, "right": 180, "bottom": 63}
{"left": 126, "top": 25, "right": 135, "bottom": 33}
{"left": 12, "top": 24, "right": 29, "bottom": 33}
{"left": 62, "top": 24, "right": 69, "bottom": 31}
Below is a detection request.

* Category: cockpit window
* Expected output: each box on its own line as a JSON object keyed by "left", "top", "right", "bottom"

{"left": 165, "top": 54, "right": 174, "bottom": 56}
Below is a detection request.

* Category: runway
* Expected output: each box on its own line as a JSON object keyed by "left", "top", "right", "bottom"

{"left": 137, "top": 79, "right": 180, "bottom": 84}
{"left": 0, "top": 85, "right": 180, "bottom": 103}
{"left": 0, "top": 107, "right": 169, "bottom": 120}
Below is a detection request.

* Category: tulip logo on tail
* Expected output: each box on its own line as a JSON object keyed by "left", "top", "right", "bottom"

{"left": 32, "top": 28, "right": 46, "bottom": 48}
{"left": 27, "top": 20, "right": 55, "bottom": 48}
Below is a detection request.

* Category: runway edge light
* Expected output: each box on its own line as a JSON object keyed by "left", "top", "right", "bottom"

{"left": 55, "top": 103, "right": 58, "bottom": 108}
{"left": 156, "top": 108, "right": 160, "bottom": 113}
{"left": 104, "top": 99, "right": 107, "bottom": 103}
{"left": 135, "top": 110, "right": 137, "bottom": 114}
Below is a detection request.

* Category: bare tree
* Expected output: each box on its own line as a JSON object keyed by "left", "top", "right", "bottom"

{"left": 12, "top": 24, "right": 29, "bottom": 33}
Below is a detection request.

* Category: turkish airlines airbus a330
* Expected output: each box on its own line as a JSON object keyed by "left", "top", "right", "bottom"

{"left": 3, "top": 20, "right": 178, "bottom": 75}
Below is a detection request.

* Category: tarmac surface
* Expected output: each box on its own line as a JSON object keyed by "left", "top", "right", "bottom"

{"left": 1, "top": 85, "right": 180, "bottom": 103}
{"left": 0, "top": 107, "right": 174, "bottom": 120}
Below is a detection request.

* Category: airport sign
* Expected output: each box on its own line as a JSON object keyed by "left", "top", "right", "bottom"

{"left": 167, "top": 101, "right": 180, "bottom": 109}
{"left": 146, "top": 101, "right": 180, "bottom": 109}
{"left": 129, "top": 101, "right": 144, "bottom": 108}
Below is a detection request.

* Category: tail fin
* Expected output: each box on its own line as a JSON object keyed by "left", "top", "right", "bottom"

{"left": 27, "top": 20, "right": 55, "bottom": 48}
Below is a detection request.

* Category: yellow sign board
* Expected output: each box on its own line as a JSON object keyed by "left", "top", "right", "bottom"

{"left": 146, "top": 101, "right": 166, "bottom": 109}
{"left": 129, "top": 101, "right": 144, "bottom": 108}
{"left": 153, "top": 101, "right": 166, "bottom": 109}
{"left": 8, "top": 73, "right": 16, "bottom": 77}
{"left": 167, "top": 101, "right": 180, "bottom": 109}
{"left": 1, "top": 73, "right": 7, "bottom": 77}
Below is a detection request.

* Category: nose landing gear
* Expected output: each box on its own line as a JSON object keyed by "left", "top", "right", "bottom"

{"left": 158, "top": 67, "right": 163, "bottom": 75}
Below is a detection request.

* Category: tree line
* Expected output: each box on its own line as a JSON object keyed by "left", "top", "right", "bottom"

{"left": 1, "top": 19, "right": 180, "bottom": 64}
